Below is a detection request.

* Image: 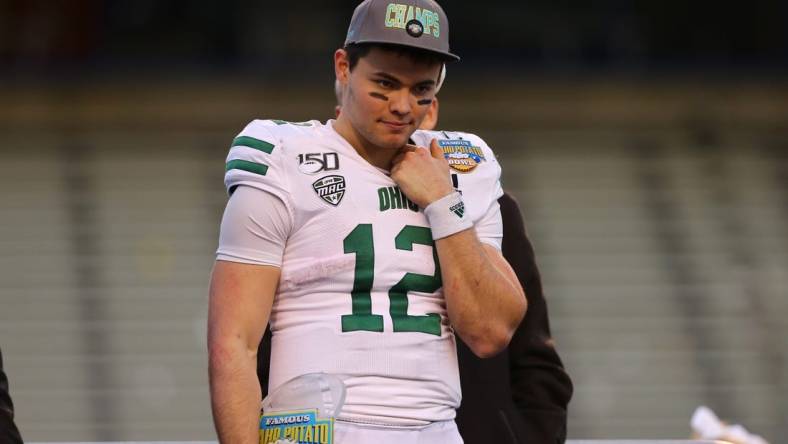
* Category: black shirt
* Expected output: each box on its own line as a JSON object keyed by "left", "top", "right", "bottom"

{"left": 1, "top": 348, "right": 24, "bottom": 444}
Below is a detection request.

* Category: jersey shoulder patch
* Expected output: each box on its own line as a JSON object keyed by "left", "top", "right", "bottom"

{"left": 412, "top": 129, "right": 504, "bottom": 219}
{"left": 412, "top": 129, "right": 498, "bottom": 175}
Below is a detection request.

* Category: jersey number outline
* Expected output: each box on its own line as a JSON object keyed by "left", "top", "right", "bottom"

{"left": 342, "top": 224, "right": 442, "bottom": 336}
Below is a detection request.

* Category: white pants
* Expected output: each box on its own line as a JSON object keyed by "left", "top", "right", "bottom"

{"left": 334, "top": 420, "right": 463, "bottom": 444}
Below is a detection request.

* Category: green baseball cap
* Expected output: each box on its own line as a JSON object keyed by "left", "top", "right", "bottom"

{"left": 344, "top": 0, "right": 460, "bottom": 62}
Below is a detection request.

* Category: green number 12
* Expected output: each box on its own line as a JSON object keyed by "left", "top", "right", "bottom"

{"left": 341, "top": 224, "right": 442, "bottom": 336}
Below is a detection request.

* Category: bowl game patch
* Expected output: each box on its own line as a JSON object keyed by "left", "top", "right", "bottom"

{"left": 439, "top": 139, "right": 486, "bottom": 173}
{"left": 259, "top": 409, "right": 333, "bottom": 444}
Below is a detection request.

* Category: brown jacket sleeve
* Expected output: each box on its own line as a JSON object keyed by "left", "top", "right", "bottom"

{"left": 1, "top": 348, "right": 24, "bottom": 444}
{"left": 500, "top": 192, "right": 573, "bottom": 444}
{"left": 257, "top": 327, "right": 272, "bottom": 398}
{"left": 455, "top": 192, "right": 572, "bottom": 444}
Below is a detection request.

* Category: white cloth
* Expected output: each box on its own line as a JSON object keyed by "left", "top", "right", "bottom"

{"left": 690, "top": 405, "right": 769, "bottom": 444}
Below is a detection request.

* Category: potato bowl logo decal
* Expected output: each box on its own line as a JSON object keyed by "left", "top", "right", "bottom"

{"left": 439, "top": 139, "right": 486, "bottom": 173}
{"left": 312, "top": 175, "right": 346, "bottom": 206}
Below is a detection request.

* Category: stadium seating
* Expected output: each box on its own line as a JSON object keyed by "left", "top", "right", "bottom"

{"left": 1, "top": 95, "right": 785, "bottom": 442}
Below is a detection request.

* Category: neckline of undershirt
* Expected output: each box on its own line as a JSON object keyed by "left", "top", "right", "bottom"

{"left": 325, "top": 119, "right": 392, "bottom": 176}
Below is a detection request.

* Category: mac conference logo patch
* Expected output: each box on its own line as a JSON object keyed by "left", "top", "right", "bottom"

{"left": 439, "top": 139, "right": 486, "bottom": 173}
{"left": 312, "top": 175, "right": 346, "bottom": 206}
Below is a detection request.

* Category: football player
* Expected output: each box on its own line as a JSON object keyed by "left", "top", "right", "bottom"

{"left": 301, "top": 69, "right": 572, "bottom": 444}
{"left": 208, "top": 1, "right": 526, "bottom": 443}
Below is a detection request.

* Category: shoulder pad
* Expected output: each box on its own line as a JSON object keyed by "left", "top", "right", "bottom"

{"left": 224, "top": 120, "right": 291, "bottom": 200}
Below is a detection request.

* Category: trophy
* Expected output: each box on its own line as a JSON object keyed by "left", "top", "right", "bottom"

{"left": 259, "top": 373, "right": 346, "bottom": 444}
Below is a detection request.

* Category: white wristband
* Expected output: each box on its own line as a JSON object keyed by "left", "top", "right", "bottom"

{"left": 424, "top": 191, "right": 473, "bottom": 240}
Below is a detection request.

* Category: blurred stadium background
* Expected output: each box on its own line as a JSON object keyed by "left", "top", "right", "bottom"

{"left": 1, "top": 0, "right": 786, "bottom": 442}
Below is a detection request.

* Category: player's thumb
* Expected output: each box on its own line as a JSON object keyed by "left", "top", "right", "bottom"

{"left": 429, "top": 139, "right": 444, "bottom": 160}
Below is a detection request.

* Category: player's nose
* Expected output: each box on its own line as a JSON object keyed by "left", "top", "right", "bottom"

{"left": 388, "top": 89, "right": 411, "bottom": 117}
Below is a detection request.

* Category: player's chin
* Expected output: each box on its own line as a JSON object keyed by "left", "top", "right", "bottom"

{"left": 379, "top": 135, "right": 411, "bottom": 150}
{"left": 375, "top": 129, "right": 413, "bottom": 149}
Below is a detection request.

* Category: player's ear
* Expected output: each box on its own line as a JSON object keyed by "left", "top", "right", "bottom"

{"left": 334, "top": 49, "right": 350, "bottom": 85}
{"left": 431, "top": 97, "right": 439, "bottom": 120}
{"left": 419, "top": 97, "right": 439, "bottom": 131}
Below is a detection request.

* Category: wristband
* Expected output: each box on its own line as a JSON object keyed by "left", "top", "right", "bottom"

{"left": 424, "top": 191, "right": 473, "bottom": 240}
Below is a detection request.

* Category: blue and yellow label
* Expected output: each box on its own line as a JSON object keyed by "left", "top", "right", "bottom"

{"left": 439, "top": 139, "right": 486, "bottom": 173}
{"left": 259, "top": 409, "right": 333, "bottom": 444}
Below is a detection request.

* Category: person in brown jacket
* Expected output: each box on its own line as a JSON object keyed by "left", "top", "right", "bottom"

{"left": 1, "top": 348, "right": 23, "bottom": 444}
{"left": 454, "top": 191, "right": 573, "bottom": 444}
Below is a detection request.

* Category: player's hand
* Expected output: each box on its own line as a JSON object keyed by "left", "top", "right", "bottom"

{"left": 391, "top": 139, "right": 454, "bottom": 208}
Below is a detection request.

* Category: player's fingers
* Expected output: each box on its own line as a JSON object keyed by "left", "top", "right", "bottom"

{"left": 429, "top": 139, "right": 444, "bottom": 160}
{"left": 393, "top": 144, "right": 416, "bottom": 164}
{"left": 390, "top": 162, "right": 403, "bottom": 180}
{"left": 399, "top": 144, "right": 419, "bottom": 154}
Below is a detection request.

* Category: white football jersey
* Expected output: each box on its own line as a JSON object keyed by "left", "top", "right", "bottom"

{"left": 223, "top": 119, "right": 504, "bottom": 426}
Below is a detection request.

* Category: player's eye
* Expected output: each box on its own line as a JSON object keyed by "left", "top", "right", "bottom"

{"left": 414, "top": 85, "right": 433, "bottom": 96}
{"left": 376, "top": 79, "right": 394, "bottom": 89}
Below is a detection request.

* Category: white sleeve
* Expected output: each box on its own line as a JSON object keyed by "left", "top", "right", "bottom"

{"left": 216, "top": 185, "right": 292, "bottom": 267}
{"left": 475, "top": 197, "right": 503, "bottom": 250}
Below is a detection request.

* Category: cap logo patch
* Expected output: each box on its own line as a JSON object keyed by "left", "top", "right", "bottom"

{"left": 385, "top": 3, "right": 440, "bottom": 37}
{"left": 406, "top": 19, "right": 424, "bottom": 38}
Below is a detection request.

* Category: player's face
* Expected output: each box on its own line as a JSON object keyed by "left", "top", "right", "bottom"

{"left": 340, "top": 48, "right": 441, "bottom": 150}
